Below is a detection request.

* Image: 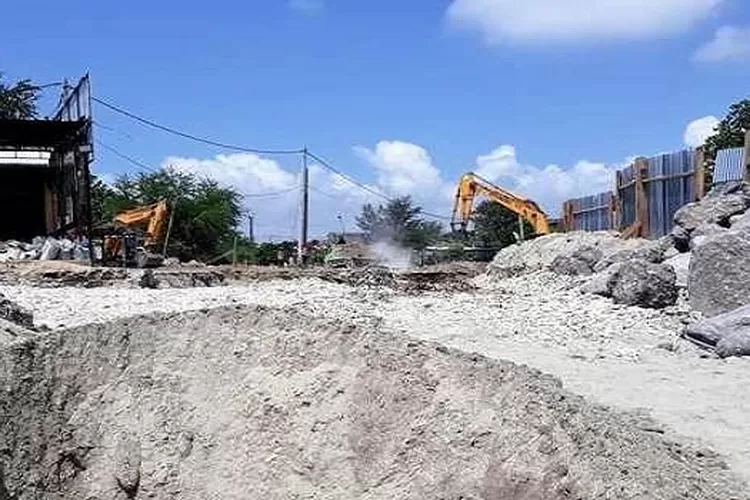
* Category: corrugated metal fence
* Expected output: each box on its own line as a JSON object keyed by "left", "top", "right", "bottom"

{"left": 645, "top": 149, "right": 696, "bottom": 238}
{"left": 562, "top": 149, "right": 703, "bottom": 238}
{"left": 561, "top": 192, "right": 614, "bottom": 232}
{"left": 714, "top": 147, "right": 745, "bottom": 185}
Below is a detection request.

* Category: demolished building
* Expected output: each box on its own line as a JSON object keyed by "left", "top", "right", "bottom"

{"left": 0, "top": 76, "right": 93, "bottom": 243}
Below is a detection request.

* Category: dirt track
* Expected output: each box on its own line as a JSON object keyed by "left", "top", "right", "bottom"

{"left": 1, "top": 305, "right": 746, "bottom": 499}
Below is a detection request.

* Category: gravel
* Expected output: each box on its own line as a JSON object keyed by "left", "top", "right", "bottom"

{"left": 2, "top": 274, "right": 750, "bottom": 483}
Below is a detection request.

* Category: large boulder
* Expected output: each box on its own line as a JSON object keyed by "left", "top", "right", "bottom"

{"left": 689, "top": 223, "right": 729, "bottom": 250}
{"left": 550, "top": 246, "right": 603, "bottom": 276}
{"left": 683, "top": 304, "right": 750, "bottom": 358}
{"left": 689, "top": 230, "right": 750, "bottom": 317}
{"left": 592, "top": 237, "right": 668, "bottom": 273}
{"left": 673, "top": 195, "right": 748, "bottom": 232}
{"left": 671, "top": 182, "right": 750, "bottom": 252}
{"left": 729, "top": 211, "right": 750, "bottom": 230}
{"left": 610, "top": 259, "right": 678, "bottom": 309}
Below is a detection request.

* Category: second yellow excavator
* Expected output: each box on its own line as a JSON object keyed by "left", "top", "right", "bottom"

{"left": 103, "top": 200, "right": 170, "bottom": 268}
{"left": 451, "top": 173, "right": 551, "bottom": 238}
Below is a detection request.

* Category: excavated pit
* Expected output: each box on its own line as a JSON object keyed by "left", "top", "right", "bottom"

{"left": 0, "top": 306, "right": 746, "bottom": 499}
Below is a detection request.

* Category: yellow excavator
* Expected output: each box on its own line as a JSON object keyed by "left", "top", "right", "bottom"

{"left": 451, "top": 173, "right": 551, "bottom": 239}
{"left": 103, "top": 200, "right": 170, "bottom": 268}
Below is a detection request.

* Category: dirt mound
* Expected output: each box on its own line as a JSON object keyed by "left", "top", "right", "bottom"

{"left": 0, "top": 306, "right": 745, "bottom": 499}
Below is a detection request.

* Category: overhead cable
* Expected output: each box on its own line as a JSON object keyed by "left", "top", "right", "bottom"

{"left": 92, "top": 96, "right": 305, "bottom": 155}
{"left": 95, "top": 140, "right": 158, "bottom": 173}
{"left": 305, "top": 150, "right": 451, "bottom": 221}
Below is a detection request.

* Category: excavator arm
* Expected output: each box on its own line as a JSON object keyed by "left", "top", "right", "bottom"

{"left": 113, "top": 200, "right": 169, "bottom": 247}
{"left": 451, "top": 173, "right": 551, "bottom": 235}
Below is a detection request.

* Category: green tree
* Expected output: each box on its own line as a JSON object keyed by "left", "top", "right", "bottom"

{"left": 92, "top": 168, "right": 243, "bottom": 262}
{"left": 704, "top": 99, "right": 750, "bottom": 157}
{"left": 471, "top": 200, "right": 534, "bottom": 249}
{"left": 355, "top": 196, "right": 442, "bottom": 249}
{"left": 0, "top": 74, "right": 39, "bottom": 119}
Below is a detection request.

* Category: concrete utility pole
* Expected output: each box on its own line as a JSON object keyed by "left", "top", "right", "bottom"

{"left": 247, "top": 212, "right": 255, "bottom": 244}
{"left": 298, "top": 148, "right": 309, "bottom": 264}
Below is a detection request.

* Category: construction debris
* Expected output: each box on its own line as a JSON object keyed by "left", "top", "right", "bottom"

{"left": 0, "top": 236, "right": 90, "bottom": 263}
{"left": 489, "top": 231, "right": 662, "bottom": 279}
{"left": 684, "top": 304, "right": 750, "bottom": 358}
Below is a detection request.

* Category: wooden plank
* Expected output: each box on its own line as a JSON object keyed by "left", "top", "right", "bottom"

{"left": 634, "top": 158, "right": 649, "bottom": 238}
{"left": 693, "top": 147, "right": 706, "bottom": 201}
{"left": 572, "top": 204, "right": 610, "bottom": 215}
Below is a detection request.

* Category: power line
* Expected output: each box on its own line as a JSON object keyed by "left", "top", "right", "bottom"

{"left": 242, "top": 187, "right": 298, "bottom": 198}
{"left": 92, "top": 95, "right": 305, "bottom": 156}
{"left": 305, "top": 150, "right": 451, "bottom": 221}
{"left": 95, "top": 140, "right": 159, "bottom": 173}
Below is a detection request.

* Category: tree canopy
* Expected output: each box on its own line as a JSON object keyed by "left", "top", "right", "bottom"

{"left": 471, "top": 200, "right": 534, "bottom": 249}
{"left": 704, "top": 99, "right": 750, "bottom": 158}
{"left": 93, "top": 168, "right": 244, "bottom": 262}
{"left": 355, "top": 196, "right": 442, "bottom": 250}
{"left": 0, "top": 74, "right": 39, "bottom": 119}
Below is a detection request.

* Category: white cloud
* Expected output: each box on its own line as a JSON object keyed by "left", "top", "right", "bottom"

{"left": 684, "top": 116, "right": 719, "bottom": 147}
{"left": 473, "top": 145, "right": 617, "bottom": 214}
{"left": 165, "top": 152, "right": 374, "bottom": 241}
{"left": 694, "top": 26, "right": 750, "bottom": 62}
{"left": 288, "top": 0, "right": 324, "bottom": 15}
{"left": 162, "top": 142, "right": 628, "bottom": 240}
{"left": 446, "top": 0, "right": 722, "bottom": 44}
{"left": 354, "top": 141, "right": 446, "bottom": 197}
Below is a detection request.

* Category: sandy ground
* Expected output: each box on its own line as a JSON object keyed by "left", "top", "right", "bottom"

{"left": 3, "top": 273, "right": 750, "bottom": 483}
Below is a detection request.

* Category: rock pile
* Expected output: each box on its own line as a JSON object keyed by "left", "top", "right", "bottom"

{"left": 490, "top": 231, "right": 678, "bottom": 309}
{"left": 0, "top": 236, "right": 90, "bottom": 263}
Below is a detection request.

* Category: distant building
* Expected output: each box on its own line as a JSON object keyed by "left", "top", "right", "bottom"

{"left": 326, "top": 232, "right": 367, "bottom": 245}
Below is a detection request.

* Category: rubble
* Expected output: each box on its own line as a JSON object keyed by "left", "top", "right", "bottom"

{"left": 683, "top": 304, "right": 750, "bottom": 358}
{"left": 489, "top": 231, "right": 659, "bottom": 278}
{"left": 0, "top": 236, "right": 89, "bottom": 263}
{"left": 663, "top": 252, "right": 690, "bottom": 288}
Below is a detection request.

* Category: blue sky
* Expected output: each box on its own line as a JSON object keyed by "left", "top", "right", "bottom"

{"left": 2, "top": 0, "right": 750, "bottom": 239}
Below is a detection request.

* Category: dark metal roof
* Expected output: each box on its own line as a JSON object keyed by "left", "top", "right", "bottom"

{"left": 0, "top": 119, "right": 89, "bottom": 149}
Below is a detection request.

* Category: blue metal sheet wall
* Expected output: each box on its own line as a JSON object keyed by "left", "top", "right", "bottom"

{"left": 713, "top": 147, "right": 745, "bottom": 185}
{"left": 646, "top": 150, "right": 694, "bottom": 238}
{"left": 569, "top": 191, "right": 613, "bottom": 231}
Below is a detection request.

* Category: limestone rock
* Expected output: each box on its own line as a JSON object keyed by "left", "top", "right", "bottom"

{"left": 689, "top": 230, "right": 750, "bottom": 317}
{"left": 683, "top": 304, "right": 750, "bottom": 358}
{"left": 610, "top": 259, "right": 678, "bottom": 309}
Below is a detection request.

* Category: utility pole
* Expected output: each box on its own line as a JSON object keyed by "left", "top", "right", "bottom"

{"left": 298, "top": 148, "right": 309, "bottom": 265}
{"left": 247, "top": 212, "right": 255, "bottom": 244}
